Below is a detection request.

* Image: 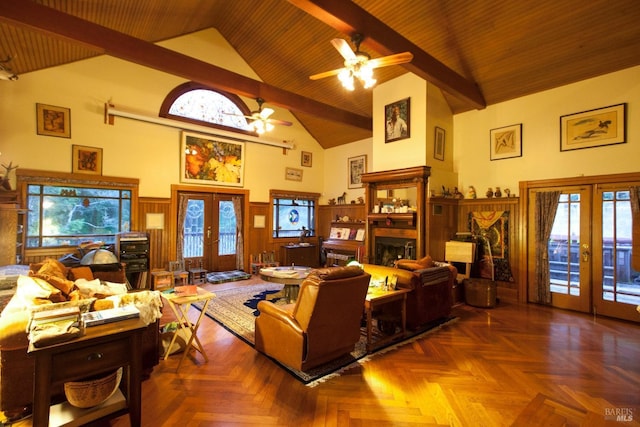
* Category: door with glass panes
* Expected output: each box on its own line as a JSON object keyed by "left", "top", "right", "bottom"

{"left": 527, "top": 182, "right": 640, "bottom": 321}
{"left": 180, "top": 193, "right": 240, "bottom": 272}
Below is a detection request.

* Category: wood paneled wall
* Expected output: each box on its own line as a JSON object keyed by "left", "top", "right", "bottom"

{"left": 138, "top": 197, "right": 172, "bottom": 274}
{"left": 457, "top": 197, "right": 520, "bottom": 303}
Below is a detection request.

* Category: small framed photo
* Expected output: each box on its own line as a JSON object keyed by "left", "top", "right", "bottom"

{"left": 490, "top": 123, "right": 522, "bottom": 161}
{"left": 72, "top": 145, "right": 102, "bottom": 175}
{"left": 36, "top": 103, "right": 71, "bottom": 138}
{"left": 348, "top": 155, "right": 367, "bottom": 189}
{"left": 560, "top": 103, "right": 626, "bottom": 151}
{"left": 301, "top": 151, "right": 312, "bottom": 167}
{"left": 384, "top": 98, "right": 410, "bottom": 143}
{"left": 434, "top": 126, "right": 445, "bottom": 161}
{"left": 285, "top": 167, "right": 303, "bottom": 181}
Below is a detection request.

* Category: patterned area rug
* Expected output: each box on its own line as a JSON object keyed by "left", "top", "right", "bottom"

{"left": 206, "top": 270, "right": 252, "bottom": 284}
{"left": 193, "top": 283, "right": 457, "bottom": 386}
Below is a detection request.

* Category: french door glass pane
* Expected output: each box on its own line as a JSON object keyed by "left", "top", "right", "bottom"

{"left": 184, "top": 199, "right": 204, "bottom": 258}
{"left": 218, "top": 201, "right": 236, "bottom": 256}
{"left": 601, "top": 191, "right": 640, "bottom": 304}
{"left": 549, "top": 193, "right": 581, "bottom": 296}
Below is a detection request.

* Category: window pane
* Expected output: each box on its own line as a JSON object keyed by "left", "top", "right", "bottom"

{"left": 169, "top": 89, "right": 251, "bottom": 130}
{"left": 272, "top": 197, "right": 315, "bottom": 238}
{"left": 183, "top": 199, "right": 204, "bottom": 258}
{"left": 219, "top": 201, "right": 236, "bottom": 255}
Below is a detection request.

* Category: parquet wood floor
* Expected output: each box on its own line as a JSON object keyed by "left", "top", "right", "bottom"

{"left": 101, "top": 277, "right": 638, "bottom": 426}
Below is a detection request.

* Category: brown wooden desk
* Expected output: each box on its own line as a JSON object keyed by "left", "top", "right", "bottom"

{"left": 28, "top": 318, "right": 147, "bottom": 427}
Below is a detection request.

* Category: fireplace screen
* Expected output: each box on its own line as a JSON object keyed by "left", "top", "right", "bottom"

{"left": 375, "top": 237, "right": 416, "bottom": 266}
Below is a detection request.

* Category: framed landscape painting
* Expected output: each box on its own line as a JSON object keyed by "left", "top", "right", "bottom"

{"left": 560, "top": 103, "right": 626, "bottom": 151}
{"left": 180, "top": 131, "right": 244, "bottom": 187}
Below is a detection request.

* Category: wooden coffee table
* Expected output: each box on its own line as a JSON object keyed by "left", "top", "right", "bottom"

{"left": 364, "top": 287, "right": 411, "bottom": 352}
{"left": 259, "top": 266, "right": 311, "bottom": 303}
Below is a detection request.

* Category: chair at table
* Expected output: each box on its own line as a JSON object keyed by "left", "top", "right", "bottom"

{"left": 254, "top": 266, "right": 371, "bottom": 371}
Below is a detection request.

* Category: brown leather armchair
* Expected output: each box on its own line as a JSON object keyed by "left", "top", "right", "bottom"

{"left": 254, "top": 266, "right": 371, "bottom": 372}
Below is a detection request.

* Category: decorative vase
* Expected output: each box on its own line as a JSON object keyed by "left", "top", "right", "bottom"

{"left": 486, "top": 187, "right": 494, "bottom": 198}
{"left": 494, "top": 187, "right": 502, "bottom": 198}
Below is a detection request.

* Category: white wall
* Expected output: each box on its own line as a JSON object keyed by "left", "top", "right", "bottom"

{"left": 454, "top": 66, "right": 640, "bottom": 197}
{"left": 0, "top": 28, "right": 324, "bottom": 201}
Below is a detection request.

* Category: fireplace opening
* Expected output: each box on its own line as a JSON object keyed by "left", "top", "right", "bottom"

{"left": 375, "top": 237, "right": 416, "bottom": 266}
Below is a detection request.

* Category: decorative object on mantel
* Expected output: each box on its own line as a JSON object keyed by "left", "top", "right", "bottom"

{"left": 337, "top": 192, "right": 347, "bottom": 204}
{"left": 328, "top": 198, "right": 336, "bottom": 205}
{"left": 453, "top": 187, "right": 464, "bottom": 199}
{"left": 494, "top": 187, "right": 502, "bottom": 198}
{"left": 357, "top": 196, "right": 364, "bottom": 204}
{"left": 486, "top": 188, "right": 494, "bottom": 198}
{"left": 504, "top": 188, "right": 511, "bottom": 197}
{"left": 467, "top": 186, "right": 477, "bottom": 199}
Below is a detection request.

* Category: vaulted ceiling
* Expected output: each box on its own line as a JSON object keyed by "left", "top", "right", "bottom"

{"left": 1, "top": 0, "right": 639, "bottom": 148}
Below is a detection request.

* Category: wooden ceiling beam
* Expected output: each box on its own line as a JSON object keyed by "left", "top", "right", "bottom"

{"left": 0, "top": 0, "right": 372, "bottom": 131}
{"left": 288, "top": 0, "right": 486, "bottom": 110}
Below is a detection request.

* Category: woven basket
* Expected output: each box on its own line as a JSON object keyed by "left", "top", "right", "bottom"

{"left": 64, "top": 367, "right": 123, "bottom": 408}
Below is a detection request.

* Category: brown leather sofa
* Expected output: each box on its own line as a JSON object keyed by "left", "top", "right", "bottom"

{"left": 362, "top": 257, "right": 456, "bottom": 330}
{"left": 254, "top": 266, "right": 371, "bottom": 372}
{"left": 0, "top": 262, "right": 159, "bottom": 421}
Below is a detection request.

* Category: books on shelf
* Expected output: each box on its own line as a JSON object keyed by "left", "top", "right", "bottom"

{"left": 82, "top": 305, "right": 140, "bottom": 327}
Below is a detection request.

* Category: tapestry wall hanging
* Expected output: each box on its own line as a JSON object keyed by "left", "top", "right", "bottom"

{"left": 468, "top": 210, "right": 514, "bottom": 282}
{"left": 180, "top": 131, "right": 244, "bottom": 187}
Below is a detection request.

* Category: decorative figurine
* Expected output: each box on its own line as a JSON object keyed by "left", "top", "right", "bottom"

{"left": 486, "top": 187, "right": 494, "bottom": 198}
{"left": 467, "top": 186, "right": 477, "bottom": 199}
{"left": 494, "top": 186, "right": 502, "bottom": 197}
{"left": 453, "top": 187, "right": 464, "bottom": 199}
{"left": 504, "top": 188, "right": 511, "bottom": 197}
{"left": 337, "top": 192, "right": 347, "bottom": 204}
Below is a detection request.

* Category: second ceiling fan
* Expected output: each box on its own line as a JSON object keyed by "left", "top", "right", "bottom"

{"left": 310, "top": 33, "right": 413, "bottom": 90}
{"left": 241, "top": 98, "right": 292, "bottom": 134}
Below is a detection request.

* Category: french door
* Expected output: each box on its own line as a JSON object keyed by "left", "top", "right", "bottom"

{"left": 180, "top": 192, "right": 240, "bottom": 272}
{"left": 527, "top": 179, "right": 640, "bottom": 321}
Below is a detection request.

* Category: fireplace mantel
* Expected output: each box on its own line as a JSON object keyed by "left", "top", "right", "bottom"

{"left": 361, "top": 166, "right": 431, "bottom": 264}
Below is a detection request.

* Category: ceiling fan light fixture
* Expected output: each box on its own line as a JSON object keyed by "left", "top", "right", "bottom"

{"left": 338, "top": 68, "right": 355, "bottom": 91}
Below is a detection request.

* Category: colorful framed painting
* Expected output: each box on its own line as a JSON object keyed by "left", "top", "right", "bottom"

{"left": 560, "top": 103, "right": 626, "bottom": 151}
{"left": 348, "top": 155, "right": 367, "bottom": 189}
{"left": 384, "top": 98, "right": 410, "bottom": 143}
{"left": 490, "top": 123, "right": 522, "bottom": 161}
{"left": 180, "top": 131, "right": 244, "bottom": 187}
{"left": 71, "top": 145, "right": 102, "bottom": 175}
{"left": 36, "top": 103, "right": 71, "bottom": 138}
{"left": 434, "top": 126, "right": 445, "bottom": 161}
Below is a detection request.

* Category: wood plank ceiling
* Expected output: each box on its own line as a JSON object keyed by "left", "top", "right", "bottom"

{"left": 1, "top": 0, "right": 639, "bottom": 148}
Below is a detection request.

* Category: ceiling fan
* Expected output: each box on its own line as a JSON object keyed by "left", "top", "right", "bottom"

{"left": 309, "top": 33, "right": 413, "bottom": 90}
{"left": 241, "top": 98, "right": 292, "bottom": 134}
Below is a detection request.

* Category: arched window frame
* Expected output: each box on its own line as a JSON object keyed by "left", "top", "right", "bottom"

{"left": 159, "top": 82, "right": 258, "bottom": 137}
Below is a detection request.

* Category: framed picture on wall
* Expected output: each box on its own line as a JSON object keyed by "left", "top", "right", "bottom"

{"left": 560, "top": 103, "right": 626, "bottom": 151}
{"left": 490, "top": 123, "right": 522, "bottom": 160}
{"left": 36, "top": 103, "right": 71, "bottom": 138}
{"left": 72, "top": 145, "right": 102, "bottom": 175}
{"left": 348, "top": 155, "right": 367, "bottom": 189}
{"left": 180, "top": 131, "right": 245, "bottom": 186}
{"left": 434, "top": 126, "right": 445, "bottom": 161}
{"left": 384, "top": 98, "right": 410, "bottom": 143}
{"left": 301, "top": 151, "right": 312, "bottom": 167}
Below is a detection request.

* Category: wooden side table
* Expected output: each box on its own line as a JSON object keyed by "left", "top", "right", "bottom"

{"left": 28, "top": 318, "right": 147, "bottom": 427}
{"left": 364, "top": 288, "right": 411, "bottom": 353}
{"left": 161, "top": 287, "right": 215, "bottom": 371}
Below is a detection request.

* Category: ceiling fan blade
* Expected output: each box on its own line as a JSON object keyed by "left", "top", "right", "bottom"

{"left": 367, "top": 52, "right": 414, "bottom": 69}
{"left": 309, "top": 67, "right": 346, "bottom": 80}
{"left": 260, "top": 107, "right": 274, "bottom": 120}
{"left": 331, "top": 38, "right": 356, "bottom": 61}
{"left": 267, "top": 118, "right": 293, "bottom": 127}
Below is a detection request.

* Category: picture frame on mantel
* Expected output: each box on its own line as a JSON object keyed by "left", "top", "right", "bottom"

{"left": 560, "top": 103, "right": 626, "bottom": 152}
{"left": 384, "top": 98, "right": 410, "bottom": 143}
{"left": 36, "top": 103, "right": 71, "bottom": 138}
{"left": 490, "top": 123, "right": 522, "bottom": 161}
